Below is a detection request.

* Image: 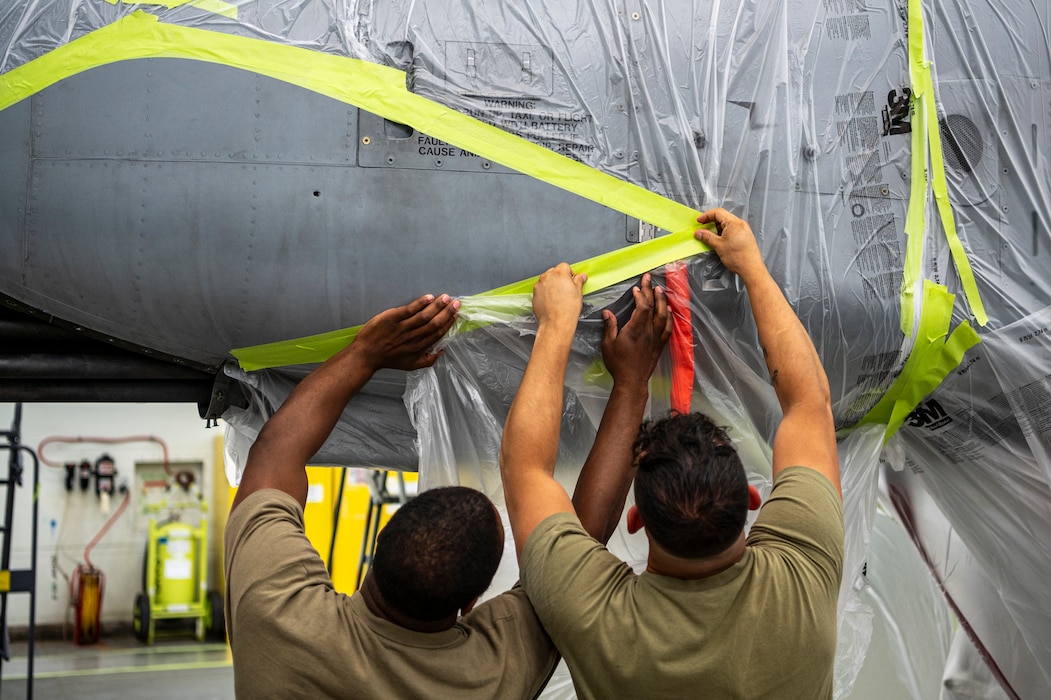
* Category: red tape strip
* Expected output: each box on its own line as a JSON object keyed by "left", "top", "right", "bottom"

{"left": 666, "top": 263, "right": 694, "bottom": 414}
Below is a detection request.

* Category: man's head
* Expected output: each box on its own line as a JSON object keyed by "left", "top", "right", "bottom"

{"left": 631, "top": 412, "right": 750, "bottom": 560}
{"left": 371, "top": 486, "right": 504, "bottom": 622}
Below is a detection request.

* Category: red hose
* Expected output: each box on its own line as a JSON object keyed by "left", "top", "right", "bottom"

{"left": 82, "top": 490, "right": 132, "bottom": 570}
{"left": 37, "top": 434, "right": 171, "bottom": 475}
{"left": 36, "top": 435, "right": 167, "bottom": 568}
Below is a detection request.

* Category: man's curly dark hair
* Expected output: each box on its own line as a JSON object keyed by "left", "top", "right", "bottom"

{"left": 632, "top": 412, "right": 749, "bottom": 559}
{"left": 372, "top": 486, "right": 504, "bottom": 621}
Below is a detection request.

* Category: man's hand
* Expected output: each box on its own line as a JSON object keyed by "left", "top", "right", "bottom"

{"left": 233, "top": 292, "right": 458, "bottom": 512}
{"left": 695, "top": 208, "right": 767, "bottom": 283}
{"left": 601, "top": 273, "right": 673, "bottom": 388}
{"left": 532, "top": 263, "right": 587, "bottom": 331}
{"left": 353, "top": 294, "right": 460, "bottom": 373}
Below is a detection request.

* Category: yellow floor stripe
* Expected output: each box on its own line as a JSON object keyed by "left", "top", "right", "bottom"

{"left": 5, "top": 658, "right": 231, "bottom": 681}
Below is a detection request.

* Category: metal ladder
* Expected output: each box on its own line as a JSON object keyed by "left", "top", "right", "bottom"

{"left": 0, "top": 404, "right": 40, "bottom": 699}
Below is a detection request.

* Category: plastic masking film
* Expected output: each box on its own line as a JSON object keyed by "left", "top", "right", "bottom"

{"left": 400, "top": 258, "right": 884, "bottom": 699}
{"left": 100, "top": 0, "right": 238, "bottom": 20}
{"left": 847, "top": 507, "right": 955, "bottom": 699}
{"left": 232, "top": 228, "right": 708, "bottom": 371}
{"left": 5, "top": 1, "right": 1051, "bottom": 696}
{"left": 0, "top": 11, "right": 701, "bottom": 239}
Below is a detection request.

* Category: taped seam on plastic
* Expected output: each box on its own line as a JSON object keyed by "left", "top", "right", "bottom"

{"left": 665, "top": 263, "right": 694, "bottom": 415}
{"left": 904, "top": 0, "right": 988, "bottom": 330}
{"left": 102, "top": 0, "right": 238, "bottom": 19}
{"left": 232, "top": 231, "right": 709, "bottom": 371}
{"left": 852, "top": 280, "right": 980, "bottom": 443}
{"left": 0, "top": 11, "right": 712, "bottom": 370}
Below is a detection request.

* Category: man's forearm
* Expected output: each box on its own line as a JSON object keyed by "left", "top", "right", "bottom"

{"left": 572, "top": 273, "right": 670, "bottom": 543}
{"left": 501, "top": 323, "right": 575, "bottom": 482}
{"left": 232, "top": 293, "right": 459, "bottom": 512}
{"left": 234, "top": 344, "right": 376, "bottom": 509}
{"left": 696, "top": 209, "right": 838, "bottom": 492}
{"left": 740, "top": 265, "right": 839, "bottom": 493}
{"left": 497, "top": 264, "right": 591, "bottom": 559}
{"left": 741, "top": 269, "right": 830, "bottom": 413}
{"left": 572, "top": 380, "right": 648, "bottom": 543}
{"left": 501, "top": 263, "right": 586, "bottom": 560}
{"left": 255, "top": 344, "right": 376, "bottom": 467}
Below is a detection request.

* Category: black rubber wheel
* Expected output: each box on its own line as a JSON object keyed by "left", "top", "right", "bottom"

{"left": 206, "top": 590, "right": 226, "bottom": 642}
{"left": 133, "top": 592, "right": 151, "bottom": 643}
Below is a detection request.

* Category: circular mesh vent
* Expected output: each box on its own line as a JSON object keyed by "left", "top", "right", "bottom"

{"left": 939, "top": 114, "right": 983, "bottom": 174}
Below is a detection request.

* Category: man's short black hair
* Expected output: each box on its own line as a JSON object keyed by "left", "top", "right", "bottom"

{"left": 632, "top": 412, "right": 749, "bottom": 559}
{"left": 371, "top": 486, "right": 503, "bottom": 621}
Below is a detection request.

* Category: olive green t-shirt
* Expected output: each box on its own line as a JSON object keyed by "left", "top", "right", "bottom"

{"left": 520, "top": 467, "right": 844, "bottom": 700}
{"left": 225, "top": 489, "right": 558, "bottom": 699}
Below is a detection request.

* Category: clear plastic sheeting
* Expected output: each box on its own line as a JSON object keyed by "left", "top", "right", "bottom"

{"left": 403, "top": 266, "right": 886, "bottom": 698}
{"left": 848, "top": 508, "right": 955, "bottom": 700}
{"left": 222, "top": 362, "right": 424, "bottom": 483}
{"left": 3, "top": 1, "right": 1051, "bottom": 697}
{"left": 882, "top": 442, "right": 1051, "bottom": 699}
{"left": 0, "top": 1, "right": 362, "bottom": 73}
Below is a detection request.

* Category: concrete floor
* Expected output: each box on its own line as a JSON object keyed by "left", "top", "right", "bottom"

{"left": 0, "top": 634, "right": 233, "bottom": 700}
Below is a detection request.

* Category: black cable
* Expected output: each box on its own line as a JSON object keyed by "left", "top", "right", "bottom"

{"left": 327, "top": 467, "right": 347, "bottom": 577}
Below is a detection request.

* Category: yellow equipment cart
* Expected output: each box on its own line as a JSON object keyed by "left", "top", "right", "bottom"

{"left": 133, "top": 470, "right": 224, "bottom": 644}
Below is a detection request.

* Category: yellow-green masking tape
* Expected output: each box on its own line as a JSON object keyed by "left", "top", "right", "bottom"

{"left": 0, "top": 7, "right": 986, "bottom": 428}
{"left": 0, "top": 10, "right": 708, "bottom": 371}
{"left": 899, "top": 6, "right": 929, "bottom": 337}
{"left": 231, "top": 229, "right": 704, "bottom": 371}
{"left": 926, "top": 91, "right": 989, "bottom": 327}
{"left": 869, "top": 0, "right": 986, "bottom": 438}
{"left": 853, "top": 280, "right": 980, "bottom": 442}
{"left": 903, "top": 0, "right": 987, "bottom": 329}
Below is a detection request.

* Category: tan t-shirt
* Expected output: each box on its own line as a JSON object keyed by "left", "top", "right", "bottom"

{"left": 521, "top": 467, "right": 844, "bottom": 700}
{"left": 225, "top": 489, "right": 558, "bottom": 699}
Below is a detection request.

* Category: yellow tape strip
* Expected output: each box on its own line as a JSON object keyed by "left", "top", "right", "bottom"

{"left": 0, "top": 570, "right": 9, "bottom": 593}
{"left": 232, "top": 229, "right": 704, "bottom": 370}
{"left": 871, "top": 0, "right": 987, "bottom": 437}
{"left": 853, "top": 280, "right": 980, "bottom": 442}
{"left": 899, "top": 7, "right": 928, "bottom": 336}
{"left": 487, "top": 229, "right": 703, "bottom": 296}
{"left": 904, "top": 0, "right": 987, "bottom": 328}
{"left": 103, "top": 0, "right": 237, "bottom": 19}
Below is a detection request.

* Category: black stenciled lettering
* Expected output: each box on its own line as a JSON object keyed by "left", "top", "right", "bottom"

{"left": 906, "top": 398, "right": 952, "bottom": 430}
{"left": 881, "top": 87, "right": 912, "bottom": 136}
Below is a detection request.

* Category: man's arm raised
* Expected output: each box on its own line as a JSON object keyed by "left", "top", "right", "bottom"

{"left": 231, "top": 293, "right": 459, "bottom": 513}
{"left": 572, "top": 273, "right": 672, "bottom": 544}
{"left": 696, "top": 209, "right": 840, "bottom": 496}
{"left": 500, "top": 263, "right": 586, "bottom": 561}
